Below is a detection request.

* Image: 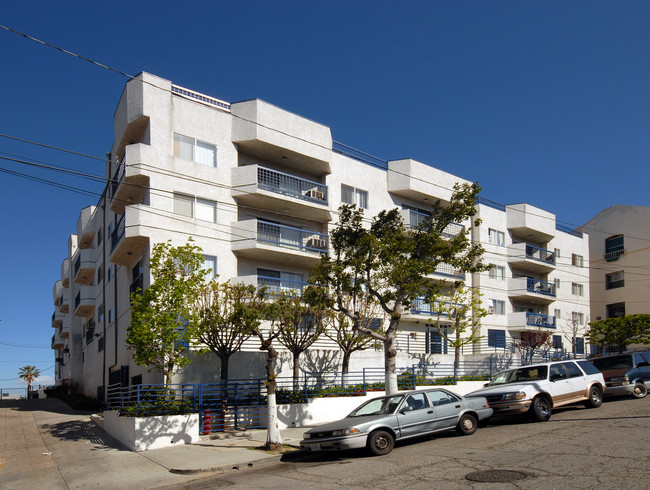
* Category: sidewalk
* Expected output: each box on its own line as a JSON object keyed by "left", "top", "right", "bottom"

{"left": 0, "top": 398, "right": 306, "bottom": 489}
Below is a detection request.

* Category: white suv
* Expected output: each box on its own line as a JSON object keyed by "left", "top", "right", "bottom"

{"left": 466, "top": 360, "right": 605, "bottom": 421}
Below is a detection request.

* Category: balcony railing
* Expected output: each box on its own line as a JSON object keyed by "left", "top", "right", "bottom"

{"left": 258, "top": 275, "right": 309, "bottom": 295}
{"left": 257, "top": 167, "right": 328, "bottom": 205}
{"left": 111, "top": 155, "right": 126, "bottom": 197}
{"left": 526, "top": 313, "right": 556, "bottom": 328}
{"left": 257, "top": 220, "right": 329, "bottom": 253}
{"left": 526, "top": 278, "right": 556, "bottom": 297}
{"left": 111, "top": 215, "right": 126, "bottom": 252}
{"left": 525, "top": 244, "right": 556, "bottom": 265}
{"left": 432, "top": 262, "right": 464, "bottom": 278}
{"left": 405, "top": 209, "right": 464, "bottom": 238}
{"left": 411, "top": 298, "right": 466, "bottom": 317}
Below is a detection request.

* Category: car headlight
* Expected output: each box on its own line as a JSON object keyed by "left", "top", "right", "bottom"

{"left": 501, "top": 391, "right": 527, "bottom": 401}
{"left": 331, "top": 428, "right": 360, "bottom": 436}
{"left": 303, "top": 432, "right": 312, "bottom": 439}
{"left": 608, "top": 376, "right": 630, "bottom": 384}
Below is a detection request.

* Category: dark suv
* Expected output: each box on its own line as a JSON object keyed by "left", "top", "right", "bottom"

{"left": 590, "top": 351, "right": 650, "bottom": 399}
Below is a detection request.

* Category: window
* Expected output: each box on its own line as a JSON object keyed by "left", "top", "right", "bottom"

{"left": 571, "top": 312, "right": 584, "bottom": 325}
{"left": 606, "top": 302, "right": 625, "bottom": 318}
{"left": 488, "top": 299, "right": 505, "bottom": 315}
{"left": 554, "top": 309, "right": 561, "bottom": 322}
{"left": 575, "top": 337, "right": 585, "bottom": 355}
{"left": 97, "top": 229, "right": 102, "bottom": 247}
{"left": 488, "top": 329, "right": 506, "bottom": 348}
{"left": 173, "top": 193, "right": 217, "bottom": 223}
{"left": 571, "top": 282, "right": 584, "bottom": 296}
{"left": 605, "top": 235, "right": 624, "bottom": 262}
{"left": 488, "top": 228, "right": 505, "bottom": 246}
{"left": 489, "top": 265, "right": 505, "bottom": 280}
{"left": 98, "top": 335, "right": 105, "bottom": 352}
{"left": 552, "top": 335, "right": 563, "bottom": 349}
{"left": 341, "top": 184, "right": 368, "bottom": 209}
{"left": 572, "top": 254, "right": 584, "bottom": 267}
{"left": 202, "top": 255, "right": 217, "bottom": 278}
{"left": 107, "top": 265, "right": 113, "bottom": 282}
{"left": 554, "top": 278, "right": 560, "bottom": 289}
{"left": 562, "top": 361, "right": 582, "bottom": 377}
{"left": 426, "top": 327, "right": 448, "bottom": 354}
{"left": 108, "top": 308, "right": 113, "bottom": 324}
{"left": 606, "top": 271, "right": 624, "bottom": 290}
{"left": 173, "top": 133, "right": 217, "bottom": 167}
{"left": 554, "top": 248, "right": 560, "bottom": 259}
{"left": 98, "top": 304, "right": 104, "bottom": 324}
{"left": 97, "top": 265, "right": 103, "bottom": 284}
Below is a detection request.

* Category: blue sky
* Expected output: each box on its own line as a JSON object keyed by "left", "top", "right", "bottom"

{"left": 0, "top": 1, "right": 648, "bottom": 390}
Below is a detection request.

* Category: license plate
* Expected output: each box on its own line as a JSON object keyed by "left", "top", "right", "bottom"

{"left": 308, "top": 443, "right": 321, "bottom": 451}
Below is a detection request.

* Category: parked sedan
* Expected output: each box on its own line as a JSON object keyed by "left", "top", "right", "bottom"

{"left": 300, "top": 388, "right": 492, "bottom": 456}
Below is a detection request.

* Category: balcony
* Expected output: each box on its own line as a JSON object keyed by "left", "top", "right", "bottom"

{"left": 52, "top": 311, "right": 64, "bottom": 327}
{"left": 508, "top": 312, "right": 556, "bottom": 332}
{"left": 74, "top": 287, "right": 96, "bottom": 318}
{"left": 109, "top": 210, "right": 149, "bottom": 267}
{"left": 508, "top": 277, "right": 556, "bottom": 304}
{"left": 58, "top": 289, "right": 71, "bottom": 313}
{"left": 58, "top": 322, "right": 70, "bottom": 339}
{"left": 230, "top": 98, "right": 332, "bottom": 175}
{"left": 77, "top": 206, "right": 97, "bottom": 248}
{"left": 110, "top": 146, "right": 151, "bottom": 215}
{"left": 52, "top": 280, "right": 63, "bottom": 306}
{"left": 61, "top": 258, "right": 71, "bottom": 288}
{"left": 258, "top": 275, "right": 309, "bottom": 296}
{"left": 508, "top": 243, "right": 556, "bottom": 274}
{"left": 232, "top": 219, "right": 329, "bottom": 267}
{"left": 232, "top": 165, "right": 331, "bottom": 221}
{"left": 506, "top": 203, "right": 555, "bottom": 242}
{"left": 51, "top": 334, "right": 64, "bottom": 350}
{"left": 388, "top": 159, "right": 470, "bottom": 205}
{"left": 427, "top": 262, "right": 465, "bottom": 283}
{"left": 73, "top": 248, "right": 96, "bottom": 285}
{"left": 402, "top": 297, "right": 465, "bottom": 323}
{"left": 402, "top": 209, "right": 465, "bottom": 238}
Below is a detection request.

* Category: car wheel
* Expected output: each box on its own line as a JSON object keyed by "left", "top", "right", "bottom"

{"left": 530, "top": 396, "right": 551, "bottom": 422}
{"left": 367, "top": 430, "right": 394, "bottom": 456}
{"left": 585, "top": 386, "right": 603, "bottom": 408}
{"left": 456, "top": 413, "right": 477, "bottom": 435}
{"left": 632, "top": 382, "right": 648, "bottom": 399}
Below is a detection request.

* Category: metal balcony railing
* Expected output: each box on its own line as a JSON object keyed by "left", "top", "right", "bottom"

{"left": 257, "top": 167, "right": 328, "bottom": 205}
{"left": 411, "top": 298, "right": 466, "bottom": 317}
{"left": 526, "top": 278, "right": 556, "bottom": 297}
{"left": 256, "top": 220, "right": 329, "bottom": 253}
{"left": 526, "top": 313, "right": 556, "bottom": 328}
{"left": 258, "top": 275, "right": 309, "bottom": 295}
{"left": 525, "top": 244, "right": 556, "bottom": 265}
{"left": 111, "top": 215, "right": 125, "bottom": 252}
{"left": 111, "top": 155, "right": 125, "bottom": 197}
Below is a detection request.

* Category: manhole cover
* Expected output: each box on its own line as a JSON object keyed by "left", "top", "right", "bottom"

{"left": 465, "top": 470, "right": 528, "bottom": 483}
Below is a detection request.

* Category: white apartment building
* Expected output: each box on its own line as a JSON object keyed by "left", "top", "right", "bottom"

{"left": 50, "top": 72, "right": 591, "bottom": 399}
{"left": 581, "top": 206, "right": 650, "bottom": 347}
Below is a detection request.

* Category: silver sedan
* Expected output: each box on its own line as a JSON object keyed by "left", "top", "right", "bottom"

{"left": 300, "top": 388, "right": 492, "bottom": 456}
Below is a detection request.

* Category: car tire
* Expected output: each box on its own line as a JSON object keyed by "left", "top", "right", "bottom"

{"left": 367, "top": 430, "right": 394, "bottom": 456}
{"left": 456, "top": 413, "right": 477, "bottom": 435}
{"left": 585, "top": 386, "right": 603, "bottom": 408}
{"left": 631, "top": 382, "right": 648, "bottom": 399}
{"left": 530, "top": 396, "right": 551, "bottom": 422}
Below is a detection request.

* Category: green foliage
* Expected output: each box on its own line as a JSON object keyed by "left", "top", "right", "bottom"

{"left": 18, "top": 365, "right": 41, "bottom": 391}
{"left": 587, "top": 314, "right": 650, "bottom": 351}
{"left": 127, "top": 239, "right": 208, "bottom": 385}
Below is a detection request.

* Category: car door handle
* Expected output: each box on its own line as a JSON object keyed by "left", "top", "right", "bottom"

{"left": 427, "top": 410, "right": 434, "bottom": 414}
{"left": 455, "top": 405, "right": 461, "bottom": 408}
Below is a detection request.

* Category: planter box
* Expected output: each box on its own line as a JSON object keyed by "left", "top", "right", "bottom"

{"left": 103, "top": 411, "right": 200, "bottom": 451}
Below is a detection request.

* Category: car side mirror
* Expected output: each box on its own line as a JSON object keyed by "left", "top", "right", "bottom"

{"left": 483, "top": 383, "right": 490, "bottom": 387}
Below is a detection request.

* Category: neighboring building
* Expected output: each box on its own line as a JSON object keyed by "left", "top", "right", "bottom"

{"left": 49, "top": 72, "right": 591, "bottom": 399}
{"left": 581, "top": 206, "right": 650, "bottom": 350}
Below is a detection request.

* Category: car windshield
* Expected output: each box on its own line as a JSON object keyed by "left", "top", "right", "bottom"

{"left": 349, "top": 395, "right": 404, "bottom": 416}
{"left": 489, "top": 366, "right": 548, "bottom": 385}
{"left": 591, "top": 356, "right": 633, "bottom": 370}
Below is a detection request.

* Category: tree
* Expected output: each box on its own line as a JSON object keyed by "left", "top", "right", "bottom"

{"left": 127, "top": 239, "right": 208, "bottom": 386}
{"left": 273, "top": 289, "right": 328, "bottom": 391}
{"left": 563, "top": 313, "right": 589, "bottom": 358}
{"left": 587, "top": 314, "right": 650, "bottom": 353}
{"left": 515, "top": 330, "right": 553, "bottom": 365}
{"left": 194, "top": 281, "right": 267, "bottom": 383}
{"left": 429, "top": 284, "right": 487, "bottom": 374}
{"left": 311, "top": 182, "right": 486, "bottom": 395}
{"left": 19, "top": 365, "right": 40, "bottom": 394}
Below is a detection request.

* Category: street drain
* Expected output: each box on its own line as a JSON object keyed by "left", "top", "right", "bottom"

{"left": 465, "top": 470, "right": 528, "bottom": 483}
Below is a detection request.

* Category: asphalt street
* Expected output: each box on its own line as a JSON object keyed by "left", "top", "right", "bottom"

{"left": 169, "top": 395, "right": 650, "bottom": 489}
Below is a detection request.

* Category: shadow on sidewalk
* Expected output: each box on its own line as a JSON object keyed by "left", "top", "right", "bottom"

{"left": 0, "top": 397, "right": 95, "bottom": 415}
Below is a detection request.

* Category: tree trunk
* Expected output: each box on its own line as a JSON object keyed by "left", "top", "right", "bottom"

{"left": 454, "top": 345, "right": 461, "bottom": 382}
{"left": 292, "top": 352, "right": 300, "bottom": 392}
{"left": 341, "top": 350, "right": 352, "bottom": 387}
{"left": 384, "top": 335, "right": 398, "bottom": 395}
{"left": 262, "top": 342, "right": 283, "bottom": 449}
{"left": 220, "top": 353, "right": 230, "bottom": 384}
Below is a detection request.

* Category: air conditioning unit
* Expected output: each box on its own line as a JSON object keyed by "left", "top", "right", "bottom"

{"left": 306, "top": 237, "right": 327, "bottom": 250}
{"left": 305, "top": 188, "right": 324, "bottom": 200}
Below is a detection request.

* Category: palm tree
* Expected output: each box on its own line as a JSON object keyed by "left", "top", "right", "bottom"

{"left": 18, "top": 365, "right": 41, "bottom": 396}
